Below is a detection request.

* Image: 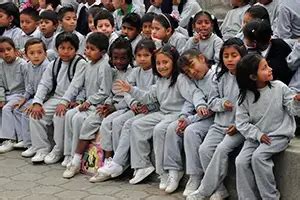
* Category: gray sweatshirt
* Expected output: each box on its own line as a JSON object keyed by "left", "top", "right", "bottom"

{"left": 208, "top": 72, "right": 239, "bottom": 127}
{"left": 2, "top": 26, "right": 23, "bottom": 40}
{"left": 33, "top": 57, "right": 87, "bottom": 105}
{"left": 0, "top": 57, "right": 27, "bottom": 101}
{"left": 236, "top": 81, "right": 300, "bottom": 141}
{"left": 23, "top": 59, "right": 49, "bottom": 100}
{"left": 16, "top": 28, "right": 42, "bottom": 51}
{"left": 166, "top": 31, "right": 188, "bottom": 54}
{"left": 288, "top": 41, "right": 300, "bottom": 91}
{"left": 147, "top": 5, "right": 162, "bottom": 14}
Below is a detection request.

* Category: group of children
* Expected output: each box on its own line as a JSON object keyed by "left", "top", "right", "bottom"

{"left": 0, "top": 0, "right": 300, "bottom": 199}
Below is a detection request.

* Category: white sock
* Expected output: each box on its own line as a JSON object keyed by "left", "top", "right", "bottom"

{"left": 71, "top": 153, "right": 82, "bottom": 166}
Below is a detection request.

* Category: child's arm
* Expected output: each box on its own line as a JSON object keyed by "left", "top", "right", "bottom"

{"left": 0, "top": 69, "right": 6, "bottom": 104}
{"left": 287, "top": 41, "right": 300, "bottom": 71}
{"left": 282, "top": 82, "right": 300, "bottom": 116}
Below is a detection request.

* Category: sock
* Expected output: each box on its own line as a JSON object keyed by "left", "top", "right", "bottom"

{"left": 72, "top": 153, "right": 82, "bottom": 166}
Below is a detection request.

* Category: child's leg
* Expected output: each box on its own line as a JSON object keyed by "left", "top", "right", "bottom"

{"left": 19, "top": 101, "right": 33, "bottom": 147}
{"left": 252, "top": 136, "right": 289, "bottom": 199}
{"left": 111, "top": 110, "right": 135, "bottom": 151}
{"left": 63, "top": 107, "right": 79, "bottom": 157}
{"left": 236, "top": 140, "right": 260, "bottom": 200}
{"left": 50, "top": 113, "right": 66, "bottom": 156}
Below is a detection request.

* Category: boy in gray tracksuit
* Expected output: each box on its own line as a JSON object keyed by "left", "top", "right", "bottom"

{"left": 29, "top": 32, "right": 86, "bottom": 164}
{"left": 0, "top": 37, "right": 27, "bottom": 153}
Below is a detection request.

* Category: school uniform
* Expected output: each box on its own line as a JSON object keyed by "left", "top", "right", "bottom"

{"left": 30, "top": 57, "right": 86, "bottom": 155}
{"left": 220, "top": 4, "right": 251, "bottom": 41}
{"left": 109, "top": 32, "right": 119, "bottom": 50}
{"left": 41, "top": 34, "right": 55, "bottom": 49}
{"left": 147, "top": 5, "right": 162, "bottom": 14}
{"left": 165, "top": 31, "right": 188, "bottom": 55}
{"left": 113, "top": 4, "right": 142, "bottom": 31}
{"left": 235, "top": 81, "right": 300, "bottom": 200}
{"left": 130, "top": 74, "right": 206, "bottom": 175}
{"left": 0, "top": 57, "right": 27, "bottom": 141}
{"left": 196, "top": 72, "right": 245, "bottom": 197}
{"left": 2, "top": 26, "right": 22, "bottom": 40}
{"left": 184, "top": 33, "right": 223, "bottom": 64}
{"left": 288, "top": 42, "right": 300, "bottom": 91}
{"left": 16, "top": 28, "right": 42, "bottom": 51}
{"left": 130, "top": 34, "right": 143, "bottom": 54}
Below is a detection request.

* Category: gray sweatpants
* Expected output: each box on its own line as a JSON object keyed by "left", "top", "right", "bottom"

{"left": 198, "top": 124, "right": 244, "bottom": 196}
{"left": 30, "top": 96, "right": 65, "bottom": 154}
{"left": 235, "top": 137, "right": 289, "bottom": 200}
{"left": 0, "top": 94, "right": 24, "bottom": 141}
{"left": 130, "top": 111, "right": 179, "bottom": 175}
{"left": 99, "top": 109, "right": 129, "bottom": 152}
{"left": 64, "top": 106, "right": 95, "bottom": 156}
{"left": 79, "top": 111, "right": 104, "bottom": 140}
{"left": 113, "top": 113, "right": 145, "bottom": 167}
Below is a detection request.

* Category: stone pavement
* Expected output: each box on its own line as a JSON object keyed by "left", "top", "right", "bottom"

{"left": 0, "top": 151, "right": 184, "bottom": 200}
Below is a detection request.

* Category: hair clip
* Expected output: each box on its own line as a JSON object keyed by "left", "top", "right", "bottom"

{"left": 211, "top": 14, "right": 215, "bottom": 20}
{"left": 251, "top": 29, "right": 255, "bottom": 33}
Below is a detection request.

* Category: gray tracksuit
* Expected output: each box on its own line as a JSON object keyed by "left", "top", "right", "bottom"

{"left": 30, "top": 58, "right": 86, "bottom": 154}
{"left": 0, "top": 58, "right": 27, "bottom": 141}
{"left": 16, "top": 28, "right": 42, "bottom": 51}
{"left": 147, "top": 5, "right": 162, "bottom": 14}
{"left": 183, "top": 33, "right": 223, "bottom": 64}
{"left": 288, "top": 41, "right": 300, "bottom": 91}
{"left": 130, "top": 74, "right": 206, "bottom": 174}
{"left": 165, "top": 31, "right": 188, "bottom": 54}
{"left": 235, "top": 81, "right": 300, "bottom": 200}
{"left": 63, "top": 55, "right": 113, "bottom": 156}
{"left": 2, "top": 26, "right": 22, "bottom": 40}
{"left": 197, "top": 72, "right": 245, "bottom": 197}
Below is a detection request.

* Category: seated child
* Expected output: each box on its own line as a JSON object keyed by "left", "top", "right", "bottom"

{"left": 147, "top": 0, "right": 163, "bottom": 14}
{"left": 141, "top": 12, "right": 156, "bottom": 39}
{"left": 39, "top": 10, "right": 59, "bottom": 49}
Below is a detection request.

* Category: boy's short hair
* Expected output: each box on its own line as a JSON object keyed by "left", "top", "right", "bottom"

{"left": 88, "top": 5, "right": 103, "bottom": 18}
{"left": 58, "top": 6, "right": 76, "bottom": 21}
{"left": 86, "top": 32, "right": 109, "bottom": 52}
{"left": 40, "top": 10, "right": 59, "bottom": 24}
{"left": 122, "top": 13, "right": 142, "bottom": 32}
{"left": 141, "top": 12, "right": 157, "bottom": 24}
{"left": 25, "top": 38, "right": 47, "bottom": 54}
{"left": 94, "top": 9, "right": 114, "bottom": 27}
{"left": 0, "top": 36, "right": 15, "bottom": 49}
{"left": 20, "top": 7, "right": 40, "bottom": 21}
{"left": 55, "top": 32, "right": 79, "bottom": 51}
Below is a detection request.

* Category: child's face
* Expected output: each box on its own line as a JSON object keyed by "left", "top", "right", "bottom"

{"left": 96, "top": 19, "right": 114, "bottom": 37}
{"left": 88, "top": 14, "right": 96, "bottom": 32}
{"left": 39, "top": 19, "right": 57, "bottom": 37}
{"left": 20, "top": 14, "right": 38, "bottom": 35}
{"left": 155, "top": 53, "right": 173, "bottom": 78}
{"left": 60, "top": 11, "right": 77, "bottom": 32}
{"left": 121, "top": 23, "right": 139, "bottom": 41}
{"left": 0, "top": 11, "right": 12, "bottom": 27}
{"left": 223, "top": 46, "right": 241, "bottom": 74}
{"left": 142, "top": 22, "right": 152, "bottom": 39}
{"left": 112, "top": 0, "right": 122, "bottom": 9}
{"left": 183, "top": 56, "right": 209, "bottom": 80}
{"left": 135, "top": 48, "right": 152, "bottom": 70}
{"left": 194, "top": 15, "right": 213, "bottom": 39}
{"left": 0, "top": 42, "right": 16, "bottom": 64}
{"left": 256, "top": 58, "right": 273, "bottom": 83}
{"left": 102, "top": 0, "right": 115, "bottom": 12}
{"left": 150, "top": 0, "right": 163, "bottom": 7}
{"left": 151, "top": 20, "right": 169, "bottom": 41}
{"left": 84, "top": 42, "right": 102, "bottom": 63}
{"left": 26, "top": 43, "right": 46, "bottom": 65}
{"left": 242, "top": 12, "right": 253, "bottom": 27}
{"left": 111, "top": 48, "right": 130, "bottom": 71}
{"left": 57, "top": 41, "right": 77, "bottom": 62}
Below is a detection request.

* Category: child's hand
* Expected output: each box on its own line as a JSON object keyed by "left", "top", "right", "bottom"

{"left": 13, "top": 98, "right": 27, "bottom": 110}
{"left": 0, "top": 101, "right": 5, "bottom": 109}
{"left": 193, "top": 33, "right": 201, "bottom": 43}
{"left": 96, "top": 104, "right": 116, "bottom": 117}
{"left": 130, "top": 103, "right": 139, "bottom": 114}
{"left": 79, "top": 101, "right": 91, "bottom": 112}
{"left": 176, "top": 118, "right": 188, "bottom": 136}
{"left": 68, "top": 101, "right": 79, "bottom": 109}
{"left": 30, "top": 103, "right": 45, "bottom": 120}
{"left": 16, "top": 50, "right": 25, "bottom": 58}
{"left": 24, "top": 104, "right": 33, "bottom": 115}
{"left": 294, "top": 94, "right": 300, "bottom": 101}
{"left": 226, "top": 125, "right": 237, "bottom": 136}
{"left": 197, "top": 107, "right": 210, "bottom": 117}
{"left": 137, "top": 104, "right": 149, "bottom": 114}
{"left": 113, "top": 80, "right": 132, "bottom": 93}
{"left": 55, "top": 104, "right": 67, "bottom": 117}
{"left": 224, "top": 100, "right": 234, "bottom": 111}
{"left": 172, "top": 0, "right": 181, "bottom": 5}
{"left": 260, "top": 133, "right": 271, "bottom": 145}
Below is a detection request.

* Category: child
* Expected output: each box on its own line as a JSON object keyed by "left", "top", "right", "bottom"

{"left": 220, "top": 0, "right": 251, "bottom": 41}
{"left": 29, "top": 32, "right": 86, "bottom": 164}
{"left": 62, "top": 32, "right": 112, "bottom": 167}
{"left": 17, "top": 7, "right": 41, "bottom": 51}
{"left": 171, "top": 0, "right": 202, "bottom": 29}
{"left": 62, "top": 37, "right": 133, "bottom": 179}
{"left": 163, "top": 49, "right": 215, "bottom": 194}
{"left": 39, "top": 10, "right": 59, "bottom": 49}
{"left": 0, "top": 37, "right": 27, "bottom": 153}
{"left": 187, "top": 38, "right": 247, "bottom": 200}
{"left": 13, "top": 38, "right": 49, "bottom": 157}
{"left": 87, "top": 5, "right": 103, "bottom": 33}
{"left": 141, "top": 12, "right": 156, "bottom": 39}
{"left": 121, "top": 13, "right": 142, "bottom": 53}
{"left": 184, "top": 11, "right": 223, "bottom": 65}
{"left": 94, "top": 9, "right": 119, "bottom": 49}
{"left": 147, "top": 0, "right": 163, "bottom": 14}
{"left": 39, "top": 0, "right": 62, "bottom": 13}
{"left": 255, "top": 0, "right": 279, "bottom": 30}
{"left": 113, "top": 45, "right": 206, "bottom": 188}
{"left": 243, "top": 19, "right": 293, "bottom": 85}
{"left": 0, "top": 2, "right": 22, "bottom": 39}
{"left": 235, "top": 54, "right": 300, "bottom": 200}
{"left": 152, "top": 13, "right": 188, "bottom": 54}
{"left": 89, "top": 39, "right": 158, "bottom": 182}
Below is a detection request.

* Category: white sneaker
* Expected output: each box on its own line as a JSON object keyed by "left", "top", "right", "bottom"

{"left": 0, "top": 140, "right": 15, "bottom": 153}
{"left": 129, "top": 166, "right": 155, "bottom": 184}
{"left": 165, "top": 170, "right": 184, "bottom": 193}
{"left": 31, "top": 152, "right": 48, "bottom": 163}
{"left": 21, "top": 146, "right": 36, "bottom": 158}
{"left": 61, "top": 156, "right": 73, "bottom": 167}
{"left": 63, "top": 163, "right": 80, "bottom": 179}
{"left": 13, "top": 141, "right": 25, "bottom": 148}
{"left": 44, "top": 151, "right": 63, "bottom": 164}
{"left": 183, "top": 175, "right": 201, "bottom": 197}
{"left": 89, "top": 171, "right": 111, "bottom": 183}
{"left": 186, "top": 190, "right": 206, "bottom": 200}
{"left": 209, "top": 190, "right": 229, "bottom": 200}
{"left": 159, "top": 172, "right": 169, "bottom": 190}
{"left": 98, "top": 160, "right": 123, "bottom": 178}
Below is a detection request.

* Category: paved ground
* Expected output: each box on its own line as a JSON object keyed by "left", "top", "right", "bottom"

{"left": 0, "top": 150, "right": 185, "bottom": 200}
